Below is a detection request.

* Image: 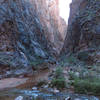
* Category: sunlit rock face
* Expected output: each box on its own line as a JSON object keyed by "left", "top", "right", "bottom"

{"left": 33, "top": 0, "right": 67, "bottom": 54}
{"left": 62, "top": 0, "right": 100, "bottom": 56}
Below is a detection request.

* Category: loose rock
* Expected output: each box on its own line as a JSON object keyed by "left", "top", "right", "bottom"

{"left": 32, "top": 87, "right": 37, "bottom": 90}
{"left": 65, "top": 97, "right": 71, "bottom": 100}
{"left": 15, "top": 96, "right": 23, "bottom": 100}
{"left": 53, "top": 88, "right": 60, "bottom": 93}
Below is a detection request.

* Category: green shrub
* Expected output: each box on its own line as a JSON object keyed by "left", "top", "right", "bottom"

{"left": 67, "top": 56, "right": 77, "bottom": 64}
{"left": 55, "top": 67, "right": 63, "bottom": 78}
{"left": 59, "top": 55, "right": 78, "bottom": 67}
{"left": 73, "top": 78, "right": 100, "bottom": 95}
{"left": 69, "top": 71, "right": 100, "bottom": 95}
{"left": 51, "top": 77, "right": 66, "bottom": 89}
{"left": 51, "top": 67, "right": 66, "bottom": 89}
{"left": 69, "top": 72, "right": 76, "bottom": 80}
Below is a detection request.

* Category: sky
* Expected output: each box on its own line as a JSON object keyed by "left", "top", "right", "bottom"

{"left": 59, "top": 0, "right": 72, "bottom": 24}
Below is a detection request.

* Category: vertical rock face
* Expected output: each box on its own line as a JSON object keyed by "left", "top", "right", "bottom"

{"left": 0, "top": 0, "right": 66, "bottom": 76}
{"left": 0, "top": 0, "right": 48, "bottom": 75}
{"left": 0, "top": 0, "right": 50, "bottom": 76}
{"left": 33, "top": 0, "right": 66, "bottom": 54}
{"left": 62, "top": 0, "right": 100, "bottom": 55}
{"left": 68, "top": 0, "right": 84, "bottom": 25}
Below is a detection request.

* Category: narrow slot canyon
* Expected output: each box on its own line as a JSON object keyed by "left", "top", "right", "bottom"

{"left": 0, "top": 0, "right": 71, "bottom": 76}
{"left": 0, "top": 0, "right": 100, "bottom": 100}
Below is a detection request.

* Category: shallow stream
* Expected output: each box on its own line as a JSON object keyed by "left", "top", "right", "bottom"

{"left": 0, "top": 88, "right": 99, "bottom": 100}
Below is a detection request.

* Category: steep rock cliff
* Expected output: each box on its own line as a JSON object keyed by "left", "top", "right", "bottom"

{"left": 62, "top": 0, "right": 100, "bottom": 55}
{"left": 33, "top": 0, "right": 66, "bottom": 54}
{"left": 0, "top": 0, "right": 67, "bottom": 77}
{"left": 0, "top": 0, "right": 53, "bottom": 77}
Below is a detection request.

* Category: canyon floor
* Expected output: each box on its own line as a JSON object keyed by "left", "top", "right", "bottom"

{"left": 0, "top": 61, "right": 100, "bottom": 100}
{"left": 0, "top": 67, "right": 52, "bottom": 91}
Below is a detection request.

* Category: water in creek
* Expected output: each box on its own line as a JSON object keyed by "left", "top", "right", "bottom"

{"left": 0, "top": 88, "right": 99, "bottom": 100}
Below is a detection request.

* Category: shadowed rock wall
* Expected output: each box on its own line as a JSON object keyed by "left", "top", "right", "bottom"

{"left": 62, "top": 0, "right": 100, "bottom": 55}
{"left": 0, "top": 0, "right": 52, "bottom": 76}
{"left": 0, "top": 0, "right": 67, "bottom": 77}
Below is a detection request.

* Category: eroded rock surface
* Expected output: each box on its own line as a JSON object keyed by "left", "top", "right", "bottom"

{"left": 62, "top": 0, "right": 100, "bottom": 57}
{"left": 0, "top": 0, "right": 66, "bottom": 77}
{"left": 33, "top": 0, "right": 67, "bottom": 54}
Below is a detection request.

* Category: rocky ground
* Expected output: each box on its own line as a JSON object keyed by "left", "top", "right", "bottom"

{"left": 0, "top": 58, "right": 100, "bottom": 100}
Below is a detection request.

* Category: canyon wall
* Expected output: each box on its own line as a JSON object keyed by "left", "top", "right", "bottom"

{"left": 62, "top": 0, "right": 100, "bottom": 54}
{"left": 61, "top": 0, "right": 100, "bottom": 65}
{"left": 33, "top": 0, "right": 66, "bottom": 53}
{"left": 0, "top": 0, "right": 50, "bottom": 76}
{"left": 0, "top": 0, "right": 66, "bottom": 77}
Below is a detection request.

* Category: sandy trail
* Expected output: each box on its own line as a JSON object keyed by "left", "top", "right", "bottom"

{"left": 0, "top": 67, "right": 54, "bottom": 90}
{"left": 0, "top": 78, "right": 28, "bottom": 90}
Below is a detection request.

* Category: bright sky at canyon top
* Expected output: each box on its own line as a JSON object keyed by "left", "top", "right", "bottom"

{"left": 59, "top": 0, "right": 72, "bottom": 24}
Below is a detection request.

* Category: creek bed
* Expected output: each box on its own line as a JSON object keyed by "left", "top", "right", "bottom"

{"left": 0, "top": 88, "right": 99, "bottom": 100}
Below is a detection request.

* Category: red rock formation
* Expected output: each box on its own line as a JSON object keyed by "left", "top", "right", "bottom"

{"left": 33, "top": 0, "right": 67, "bottom": 54}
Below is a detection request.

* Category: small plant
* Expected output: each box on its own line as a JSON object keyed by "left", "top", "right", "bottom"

{"left": 69, "top": 71, "right": 77, "bottom": 80}
{"left": 55, "top": 67, "right": 63, "bottom": 78}
{"left": 51, "top": 77, "right": 66, "bottom": 89}
{"left": 69, "top": 70, "right": 100, "bottom": 95}
{"left": 59, "top": 55, "right": 78, "bottom": 67}
{"left": 51, "top": 67, "right": 66, "bottom": 89}
{"left": 73, "top": 77, "right": 100, "bottom": 95}
{"left": 62, "top": 55, "right": 77, "bottom": 66}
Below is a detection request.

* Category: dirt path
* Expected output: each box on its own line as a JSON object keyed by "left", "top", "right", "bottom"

{"left": 0, "top": 66, "right": 54, "bottom": 90}
{"left": 0, "top": 78, "right": 28, "bottom": 90}
{"left": 16, "top": 68, "right": 52, "bottom": 89}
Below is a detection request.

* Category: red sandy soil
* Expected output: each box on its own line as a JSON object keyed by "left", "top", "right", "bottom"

{"left": 0, "top": 68, "right": 53, "bottom": 90}
{"left": 0, "top": 78, "right": 28, "bottom": 90}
